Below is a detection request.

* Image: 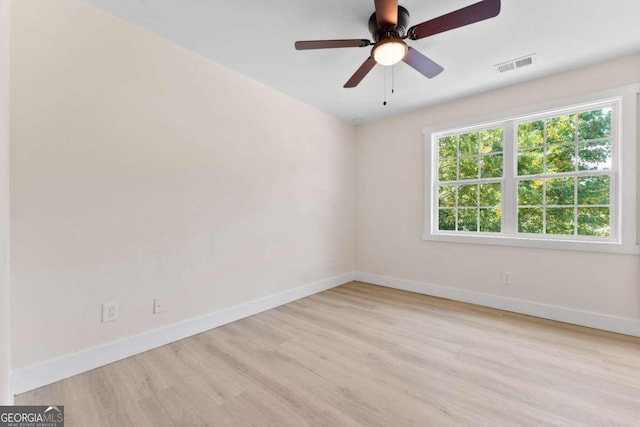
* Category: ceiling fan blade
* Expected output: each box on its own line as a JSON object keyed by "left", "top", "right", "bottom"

{"left": 295, "top": 39, "right": 371, "bottom": 50}
{"left": 374, "top": 0, "right": 398, "bottom": 26}
{"left": 407, "top": 0, "right": 500, "bottom": 40}
{"left": 344, "top": 57, "right": 377, "bottom": 88}
{"left": 403, "top": 47, "right": 444, "bottom": 79}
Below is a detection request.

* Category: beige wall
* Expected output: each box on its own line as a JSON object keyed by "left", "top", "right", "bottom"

{"left": 10, "top": 0, "right": 355, "bottom": 369}
{"left": 356, "top": 54, "right": 640, "bottom": 320}
{"left": 0, "top": 0, "right": 10, "bottom": 405}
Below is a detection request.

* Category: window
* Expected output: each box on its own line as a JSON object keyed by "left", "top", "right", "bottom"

{"left": 424, "top": 86, "right": 639, "bottom": 254}
{"left": 437, "top": 127, "right": 504, "bottom": 233}
{"left": 515, "top": 108, "right": 613, "bottom": 238}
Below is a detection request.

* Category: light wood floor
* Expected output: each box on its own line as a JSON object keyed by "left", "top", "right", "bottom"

{"left": 17, "top": 281, "right": 640, "bottom": 426}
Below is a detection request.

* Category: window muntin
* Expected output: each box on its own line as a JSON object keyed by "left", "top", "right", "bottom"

{"left": 514, "top": 106, "right": 614, "bottom": 238}
{"left": 436, "top": 127, "right": 504, "bottom": 233}
{"left": 432, "top": 100, "right": 618, "bottom": 243}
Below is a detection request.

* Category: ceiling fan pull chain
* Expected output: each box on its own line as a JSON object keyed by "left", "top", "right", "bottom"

{"left": 391, "top": 65, "right": 395, "bottom": 94}
{"left": 383, "top": 66, "right": 387, "bottom": 106}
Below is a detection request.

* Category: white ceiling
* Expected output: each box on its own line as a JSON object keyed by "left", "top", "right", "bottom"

{"left": 84, "top": 0, "right": 640, "bottom": 124}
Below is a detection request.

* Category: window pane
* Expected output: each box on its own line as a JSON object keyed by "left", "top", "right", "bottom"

{"left": 438, "top": 136, "right": 457, "bottom": 158}
{"left": 577, "top": 207, "right": 610, "bottom": 237}
{"left": 459, "top": 157, "right": 478, "bottom": 180}
{"left": 438, "top": 185, "right": 456, "bottom": 207}
{"left": 458, "top": 184, "right": 477, "bottom": 207}
{"left": 546, "top": 144, "right": 575, "bottom": 174}
{"left": 438, "top": 209, "right": 456, "bottom": 231}
{"left": 518, "top": 208, "right": 543, "bottom": 233}
{"left": 546, "top": 178, "right": 574, "bottom": 206}
{"left": 480, "top": 154, "right": 502, "bottom": 178}
{"left": 578, "top": 108, "right": 611, "bottom": 141}
{"left": 480, "top": 128, "right": 503, "bottom": 154}
{"left": 578, "top": 176, "right": 610, "bottom": 205}
{"left": 459, "top": 132, "right": 479, "bottom": 155}
{"left": 479, "top": 183, "right": 501, "bottom": 207}
{"left": 432, "top": 102, "right": 617, "bottom": 242}
{"left": 480, "top": 208, "right": 501, "bottom": 232}
{"left": 438, "top": 157, "right": 457, "bottom": 181}
{"left": 518, "top": 179, "right": 543, "bottom": 206}
{"left": 546, "top": 208, "right": 575, "bottom": 235}
{"left": 458, "top": 209, "right": 478, "bottom": 231}
{"left": 518, "top": 149, "right": 543, "bottom": 175}
{"left": 578, "top": 139, "right": 611, "bottom": 171}
{"left": 546, "top": 114, "right": 575, "bottom": 145}
{"left": 517, "top": 120, "right": 544, "bottom": 149}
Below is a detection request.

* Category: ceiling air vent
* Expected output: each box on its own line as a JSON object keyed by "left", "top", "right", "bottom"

{"left": 497, "top": 62, "right": 515, "bottom": 73}
{"left": 495, "top": 54, "right": 535, "bottom": 73}
{"left": 515, "top": 56, "right": 533, "bottom": 68}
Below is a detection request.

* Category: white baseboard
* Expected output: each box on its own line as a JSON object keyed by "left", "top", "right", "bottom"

{"left": 12, "top": 272, "right": 354, "bottom": 396}
{"left": 355, "top": 272, "right": 640, "bottom": 338}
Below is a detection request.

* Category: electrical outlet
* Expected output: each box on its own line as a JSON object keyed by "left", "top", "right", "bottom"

{"left": 153, "top": 297, "right": 165, "bottom": 314}
{"left": 502, "top": 272, "right": 513, "bottom": 285}
{"left": 102, "top": 302, "right": 118, "bottom": 322}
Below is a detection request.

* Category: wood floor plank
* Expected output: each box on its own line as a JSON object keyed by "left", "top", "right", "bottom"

{"left": 16, "top": 282, "right": 640, "bottom": 426}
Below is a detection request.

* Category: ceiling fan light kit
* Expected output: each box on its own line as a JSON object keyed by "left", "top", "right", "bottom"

{"left": 294, "top": 0, "right": 501, "bottom": 88}
{"left": 372, "top": 39, "right": 407, "bottom": 66}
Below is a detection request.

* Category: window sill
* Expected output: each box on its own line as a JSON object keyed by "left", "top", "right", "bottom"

{"left": 422, "top": 232, "right": 640, "bottom": 255}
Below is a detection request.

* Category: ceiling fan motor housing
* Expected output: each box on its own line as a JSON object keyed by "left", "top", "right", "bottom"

{"left": 368, "top": 6, "right": 410, "bottom": 41}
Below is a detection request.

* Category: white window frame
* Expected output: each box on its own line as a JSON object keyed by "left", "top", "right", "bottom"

{"left": 423, "top": 84, "right": 640, "bottom": 254}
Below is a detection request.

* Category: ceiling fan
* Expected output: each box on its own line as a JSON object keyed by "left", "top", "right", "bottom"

{"left": 295, "top": 0, "right": 501, "bottom": 88}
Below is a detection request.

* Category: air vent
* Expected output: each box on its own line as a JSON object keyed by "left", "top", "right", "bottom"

{"left": 515, "top": 56, "right": 533, "bottom": 68}
{"left": 495, "top": 54, "right": 535, "bottom": 73}
{"left": 497, "top": 63, "right": 515, "bottom": 73}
